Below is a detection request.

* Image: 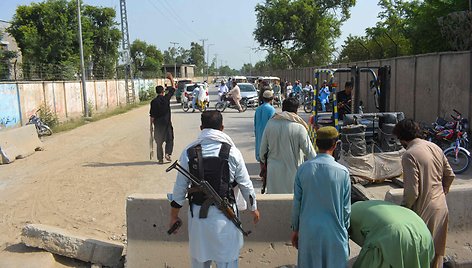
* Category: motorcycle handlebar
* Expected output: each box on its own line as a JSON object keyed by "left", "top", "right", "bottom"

{"left": 453, "top": 109, "right": 461, "bottom": 116}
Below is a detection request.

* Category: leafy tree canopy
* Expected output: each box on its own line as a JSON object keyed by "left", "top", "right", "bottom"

{"left": 130, "top": 39, "right": 163, "bottom": 78}
{"left": 338, "top": 0, "right": 469, "bottom": 63}
{"left": 254, "top": 0, "right": 355, "bottom": 68}
{"left": 8, "top": 0, "right": 120, "bottom": 80}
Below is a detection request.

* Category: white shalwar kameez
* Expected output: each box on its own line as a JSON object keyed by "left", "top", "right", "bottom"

{"left": 172, "top": 129, "right": 257, "bottom": 267}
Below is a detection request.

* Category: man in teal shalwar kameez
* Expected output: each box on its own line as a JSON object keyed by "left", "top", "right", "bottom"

{"left": 254, "top": 90, "right": 275, "bottom": 162}
{"left": 291, "top": 127, "right": 351, "bottom": 268}
{"left": 350, "top": 200, "right": 434, "bottom": 268}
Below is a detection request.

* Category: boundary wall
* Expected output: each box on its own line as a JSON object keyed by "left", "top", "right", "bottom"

{"left": 264, "top": 51, "right": 472, "bottom": 124}
{"left": 0, "top": 78, "right": 166, "bottom": 129}
{"left": 0, "top": 76, "right": 213, "bottom": 130}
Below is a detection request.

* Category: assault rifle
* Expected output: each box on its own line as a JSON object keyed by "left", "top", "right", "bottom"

{"left": 166, "top": 160, "right": 251, "bottom": 236}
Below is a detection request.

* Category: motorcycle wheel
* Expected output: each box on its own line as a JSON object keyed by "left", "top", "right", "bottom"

{"left": 182, "top": 102, "right": 190, "bottom": 112}
{"left": 240, "top": 100, "right": 248, "bottom": 112}
{"left": 39, "top": 125, "right": 53, "bottom": 136}
{"left": 444, "top": 147, "right": 470, "bottom": 174}
{"left": 215, "top": 102, "right": 226, "bottom": 112}
{"left": 303, "top": 103, "right": 313, "bottom": 113}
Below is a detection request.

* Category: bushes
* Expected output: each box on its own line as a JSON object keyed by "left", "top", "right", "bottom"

{"left": 38, "top": 103, "right": 59, "bottom": 128}
{"left": 138, "top": 85, "right": 157, "bottom": 101}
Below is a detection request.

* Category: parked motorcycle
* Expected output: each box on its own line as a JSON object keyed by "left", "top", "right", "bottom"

{"left": 424, "top": 109, "right": 470, "bottom": 174}
{"left": 215, "top": 93, "right": 248, "bottom": 112}
{"left": 27, "top": 110, "right": 52, "bottom": 137}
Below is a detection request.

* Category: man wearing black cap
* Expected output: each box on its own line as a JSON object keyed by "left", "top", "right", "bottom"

{"left": 291, "top": 126, "right": 351, "bottom": 268}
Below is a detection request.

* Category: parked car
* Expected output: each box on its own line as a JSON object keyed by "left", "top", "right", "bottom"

{"left": 175, "top": 79, "right": 192, "bottom": 103}
{"left": 238, "top": 83, "right": 258, "bottom": 109}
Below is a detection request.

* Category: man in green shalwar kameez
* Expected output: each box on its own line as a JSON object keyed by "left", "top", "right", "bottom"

{"left": 350, "top": 200, "right": 435, "bottom": 268}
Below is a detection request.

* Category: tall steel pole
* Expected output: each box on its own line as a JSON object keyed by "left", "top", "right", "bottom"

{"left": 206, "top": 43, "right": 214, "bottom": 81}
{"left": 170, "top": 42, "right": 179, "bottom": 78}
{"left": 120, "top": 0, "right": 134, "bottom": 104}
{"left": 199, "top": 39, "right": 207, "bottom": 77}
{"left": 77, "top": 0, "right": 88, "bottom": 117}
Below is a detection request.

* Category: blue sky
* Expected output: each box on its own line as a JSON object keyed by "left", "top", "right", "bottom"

{"left": 0, "top": 0, "right": 382, "bottom": 69}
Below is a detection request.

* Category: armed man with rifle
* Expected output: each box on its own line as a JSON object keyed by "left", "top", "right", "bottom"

{"left": 168, "top": 110, "right": 260, "bottom": 268}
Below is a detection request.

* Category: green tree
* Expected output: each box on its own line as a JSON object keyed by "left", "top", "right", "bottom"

{"left": 254, "top": 0, "right": 355, "bottom": 68}
{"left": 130, "top": 39, "right": 163, "bottom": 78}
{"left": 240, "top": 63, "right": 253, "bottom": 76}
{"left": 338, "top": 0, "right": 469, "bottom": 62}
{"left": 0, "top": 30, "right": 17, "bottom": 80}
{"left": 218, "top": 65, "right": 238, "bottom": 76}
{"left": 8, "top": 0, "right": 120, "bottom": 80}
{"left": 188, "top": 42, "right": 204, "bottom": 76}
{"left": 82, "top": 5, "right": 121, "bottom": 79}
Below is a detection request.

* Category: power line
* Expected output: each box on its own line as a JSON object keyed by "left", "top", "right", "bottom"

{"left": 145, "top": 0, "right": 199, "bottom": 40}
{"left": 160, "top": 0, "right": 201, "bottom": 38}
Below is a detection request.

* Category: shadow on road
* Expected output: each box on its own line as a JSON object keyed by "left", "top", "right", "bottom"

{"left": 4, "top": 243, "right": 41, "bottom": 253}
{"left": 83, "top": 161, "right": 157, "bottom": 167}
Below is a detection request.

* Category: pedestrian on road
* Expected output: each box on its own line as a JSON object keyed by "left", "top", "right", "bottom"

{"left": 228, "top": 81, "right": 243, "bottom": 112}
{"left": 149, "top": 72, "right": 175, "bottom": 164}
{"left": 169, "top": 110, "right": 260, "bottom": 268}
{"left": 350, "top": 200, "right": 434, "bottom": 268}
{"left": 260, "top": 97, "right": 316, "bottom": 194}
{"left": 254, "top": 90, "right": 276, "bottom": 188}
{"left": 393, "top": 119, "right": 455, "bottom": 268}
{"left": 291, "top": 126, "right": 350, "bottom": 268}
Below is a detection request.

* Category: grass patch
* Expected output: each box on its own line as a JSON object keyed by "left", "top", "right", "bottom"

{"left": 52, "top": 101, "right": 150, "bottom": 133}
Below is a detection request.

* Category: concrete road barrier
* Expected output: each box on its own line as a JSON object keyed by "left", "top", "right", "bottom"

{"left": 0, "top": 124, "right": 42, "bottom": 164}
{"left": 126, "top": 194, "right": 297, "bottom": 268}
{"left": 21, "top": 224, "right": 124, "bottom": 267}
{"left": 385, "top": 184, "right": 472, "bottom": 232}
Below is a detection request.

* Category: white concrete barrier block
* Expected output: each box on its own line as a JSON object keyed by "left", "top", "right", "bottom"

{"left": 385, "top": 185, "right": 472, "bottom": 232}
{"left": 21, "top": 224, "right": 123, "bottom": 267}
{"left": 0, "top": 124, "right": 42, "bottom": 164}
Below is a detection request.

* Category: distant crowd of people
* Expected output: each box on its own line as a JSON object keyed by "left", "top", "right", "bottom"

{"left": 149, "top": 73, "right": 454, "bottom": 268}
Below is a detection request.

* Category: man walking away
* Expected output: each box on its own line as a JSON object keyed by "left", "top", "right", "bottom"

{"left": 350, "top": 200, "right": 434, "bottom": 268}
{"left": 169, "top": 111, "right": 260, "bottom": 268}
{"left": 260, "top": 97, "right": 316, "bottom": 194}
{"left": 228, "top": 81, "right": 243, "bottom": 112}
{"left": 150, "top": 72, "right": 175, "bottom": 164}
{"left": 254, "top": 90, "right": 276, "bottom": 184}
{"left": 393, "top": 119, "right": 455, "bottom": 268}
{"left": 291, "top": 126, "right": 350, "bottom": 268}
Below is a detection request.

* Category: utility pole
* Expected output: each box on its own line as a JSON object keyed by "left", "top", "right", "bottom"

{"left": 214, "top": 54, "right": 218, "bottom": 75}
{"left": 206, "top": 43, "right": 214, "bottom": 81}
{"left": 76, "top": 0, "right": 88, "bottom": 117}
{"left": 170, "top": 42, "right": 179, "bottom": 78}
{"left": 246, "top": 46, "right": 253, "bottom": 76}
{"left": 120, "top": 0, "right": 134, "bottom": 104}
{"left": 199, "top": 38, "right": 207, "bottom": 77}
